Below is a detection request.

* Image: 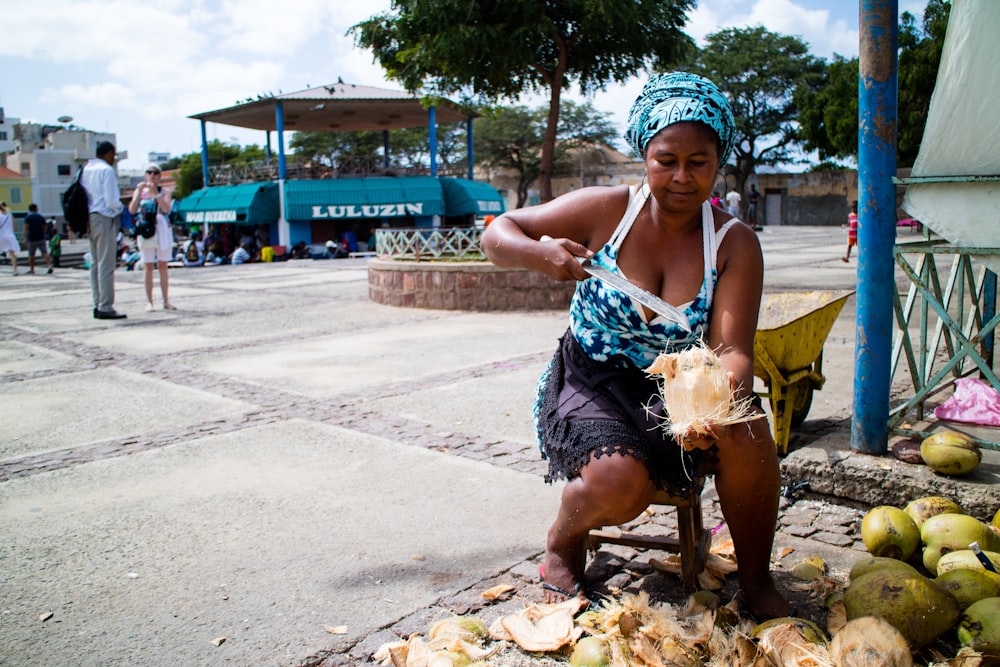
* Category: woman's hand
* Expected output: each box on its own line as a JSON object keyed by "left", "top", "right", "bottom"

{"left": 535, "top": 235, "right": 593, "bottom": 282}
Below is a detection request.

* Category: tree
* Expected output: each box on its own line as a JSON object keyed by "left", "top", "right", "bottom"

{"left": 795, "top": 0, "right": 951, "bottom": 167}
{"left": 351, "top": 0, "right": 695, "bottom": 202}
{"left": 897, "top": 0, "right": 950, "bottom": 166}
{"left": 691, "top": 26, "right": 826, "bottom": 194}
{"left": 473, "top": 106, "right": 546, "bottom": 209}
{"left": 173, "top": 141, "right": 267, "bottom": 198}
{"left": 473, "top": 101, "right": 618, "bottom": 208}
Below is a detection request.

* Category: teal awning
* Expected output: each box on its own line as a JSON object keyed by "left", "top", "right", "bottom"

{"left": 175, "top": 182, "right": 279, "bottom": 226}
{"left": 284, "top": 177, "right": 445, "bottom": 222}
{"left": 439, "top": 178, "right": 506, "bottom": 217}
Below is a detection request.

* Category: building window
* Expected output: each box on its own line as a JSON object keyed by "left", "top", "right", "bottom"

{"left": 9, "top": 188, "right": 22, "bottom": 204}
{"left": 20, "top": 163, "right": 30, "bottom": 177}
{"left": 0, "top": 131, "right": 7, "bottom": 141}
{"left": 57, "top": 164, "right": 71, "bottom": 176}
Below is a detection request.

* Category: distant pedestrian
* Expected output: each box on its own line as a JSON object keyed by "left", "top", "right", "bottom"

{"left": 746, "top": 184, "right": 761, "bottom": 227}
{"left": 23, "top": 204, "right": 54, "bottom": 274}
{"left": 81, "top": 141, "right": 126, "bottom": 319}
{"left": 710, "top": 191, "right": 722, "bottom": 209}
{"left": 48, "top": 220, "right": 62, "bottom": 268}
{"left": 725, "top": 188, "right": 742, "bottom": 218}
{"left": 128, "top": 164, "right": 176, "bottom": 311}
{"left": 0, "top": 201, "right": 20, "bottom": 275}
{"left": 843, "top": 201, "right": 858, "bottom": 263}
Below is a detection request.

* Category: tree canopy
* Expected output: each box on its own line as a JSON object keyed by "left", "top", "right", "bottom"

{"left": 690, "top": 26, "right": 826, "bottom": 194}
{"left": 474, "top": 100, "right": 617, "bottom": 208}
{"left": 351, "top": 0, "right": 695, "bottom": 202}
{"left": 795, "top": 0, "right": 951, "bottom": 168}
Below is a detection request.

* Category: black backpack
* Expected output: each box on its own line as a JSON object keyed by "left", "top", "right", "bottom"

{"left": 185, "top": 240, "right": 200, "bottom": 263}
{"left": 62, "top": 165, "right": 89, "bottom": 236}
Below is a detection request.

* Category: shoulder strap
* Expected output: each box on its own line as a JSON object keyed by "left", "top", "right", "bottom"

{"left": 608, "top": 183, "right": 649, "bottom": 250}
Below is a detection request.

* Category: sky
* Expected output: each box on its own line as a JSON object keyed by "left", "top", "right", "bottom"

{"left": 0, "top": 0, "right": 928, "bottom": 172}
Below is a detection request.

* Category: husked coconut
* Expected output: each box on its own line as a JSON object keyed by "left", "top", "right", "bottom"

{"left": 646, "top": 343, "right": 763, "bottom": 441}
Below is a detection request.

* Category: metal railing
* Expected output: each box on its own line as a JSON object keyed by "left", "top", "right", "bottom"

{"left": 373, "top": 227, "right": 485, "bottom": 261}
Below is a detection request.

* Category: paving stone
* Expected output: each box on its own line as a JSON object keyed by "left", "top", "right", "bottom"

{"left": 811, "top": 531, "right": 856, "bottom": 548}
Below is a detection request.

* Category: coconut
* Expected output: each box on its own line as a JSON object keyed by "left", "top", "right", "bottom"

{"left": 568, "top": 637, "right": 610, "bottom": 667}
{"left": 937, "top": 549, "right": 1000, "bottom": 576}
{"left": 937, "top": 568, "right": 1000, "bottom": 609}
{"left": 830, "top": 616, "right": 913, "bottom": 667}
{"left": 791, "top": 555, "right": 828, "bottom": 581}
{"left": 920, "top": 431, "right": 982, "bottom": 476}
{"left": 957, "top": 597, "right": 1000, "bottom": 654}
{"left": 750, "top": 617, "right": 831, "bottom": 667}
{"left": 849, "top": 557, "right": 921, "bottom": 582}
{"left": 843, "top": 569, "right": 960, "bottom": 648}
{"left": 903, "top": 496, "right": 963, "bottom": 529}
{"left": 861, "top": 506, "right": 921, "bottom": 561}
{"left": 921, "top": 513, "right": 1000, "bottom": 575}
{"left": 645, "top": 343, "right": 763, "bottom": 440}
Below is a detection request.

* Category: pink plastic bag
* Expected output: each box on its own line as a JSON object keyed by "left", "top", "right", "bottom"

{"left": 933, "top": 377, "right": 1000, "bottom": 426}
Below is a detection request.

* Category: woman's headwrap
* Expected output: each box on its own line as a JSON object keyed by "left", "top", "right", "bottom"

{"left": 624, "top": 72, "right": 736, "bottom": 162}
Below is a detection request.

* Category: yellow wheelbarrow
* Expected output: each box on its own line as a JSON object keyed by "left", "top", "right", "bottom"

{"left": 753, "top": 290, "right": 855, "bottom": 454}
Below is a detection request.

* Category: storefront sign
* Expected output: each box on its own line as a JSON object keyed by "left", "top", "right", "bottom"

{"left": 186, "top": 210, "right": 238, "bottom": 223}
{"left": 311, "top": 203, "right": 424, "bottom": 219}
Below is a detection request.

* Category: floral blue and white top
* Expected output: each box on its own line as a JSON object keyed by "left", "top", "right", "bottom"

{"left": 568, "top": 184, "right": 738, "bottom": 368}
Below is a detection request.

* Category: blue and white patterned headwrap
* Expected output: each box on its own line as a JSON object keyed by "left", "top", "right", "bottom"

{"left": 624, "top": 72, "right": 736, "bottom": 162}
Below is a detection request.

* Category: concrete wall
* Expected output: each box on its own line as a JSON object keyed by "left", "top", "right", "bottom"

{"left": 368, "top": 259, "right": 575, "bottom": 311}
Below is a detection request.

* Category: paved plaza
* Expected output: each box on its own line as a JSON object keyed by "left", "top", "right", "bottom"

{"left": 0, "top": 227, "right": 996, "bottom": 666}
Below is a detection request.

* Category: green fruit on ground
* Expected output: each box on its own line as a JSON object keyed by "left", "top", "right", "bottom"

{"left": 849, "top": 557, "right": 921, "bottom": 582}
{"left": 921, "top": 513, "right": 1000, "bottom": 575}
{"left": 569, "top": 637, "right": 610, "bottom": 667}
{"left": 994, "top": 507, "right": 1000, "bottom": 530}
{"left": 861, "top": 506, "right": 921, "bottom": 561}
{"left": 843, "top": 569, "right": 960, "bottom": 648}
{"left": 936, "top": 549, "right": 1000, "bottom": 576}
{"left": 750, "top": 617, "right": 828, "bottom": 645}
{"left": 936, "top": 568, "right": 1000, "bottom": 609}
{"left": 903, "top": 496, "right": 963, "bottom": 529}
{"left": 791, "top": 555, "right": 828, "bottom": 581}
{"left": 920, "top": 431, "right": 982, "bottom": 476}
{"left": 830, "top": 616, "right": 913, "bottom": 667}
{"left": 956, "top": 597, "right": 1000, "bottom": 653}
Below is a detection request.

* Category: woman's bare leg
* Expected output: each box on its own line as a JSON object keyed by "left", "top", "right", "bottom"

{"left": 543, "top": 452, "right": 656, "bottom": 602}
{"left": 144, "top": 262, "right": 154, "bottom": 307}
{"left": 714, "top": 418, "right": 791, "bottom": 619}
{"left": 158, "top": 260, "right": 173, "bottom": 308}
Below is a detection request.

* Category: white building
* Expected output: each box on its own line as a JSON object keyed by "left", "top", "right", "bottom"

{"left": 0, "top": 108, "right": 19, "bottom": 157}
{"left": 4, "top": 121, "right": 118, "bottom": 219}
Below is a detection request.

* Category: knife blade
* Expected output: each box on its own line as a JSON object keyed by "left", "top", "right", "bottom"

{"left": 577, "top": 258, "right": 692, "bottom": 332}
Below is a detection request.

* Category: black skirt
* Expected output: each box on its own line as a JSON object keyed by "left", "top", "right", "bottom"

{"left": 535, "top": 331, "right": 714, "bottom": 496}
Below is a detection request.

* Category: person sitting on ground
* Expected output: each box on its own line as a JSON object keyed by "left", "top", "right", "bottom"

{"left": 182, "top": 232, "right": 205, "bottom": 267}
{"left": 480, "top": 71, "right": 791, "bottom": 620}
{"left": 231, "top": 243, "right": 251, "bottom": 265}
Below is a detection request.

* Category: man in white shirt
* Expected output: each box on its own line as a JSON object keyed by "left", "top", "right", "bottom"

{"left": 80, "top": 142, "right": 126, "bottom": 319}
{"left": 725, "top": 188, "right": 742, "bottom": 218}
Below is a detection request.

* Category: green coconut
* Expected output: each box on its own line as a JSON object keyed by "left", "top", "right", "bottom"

{"left": 937, "top": 568, "right": 1000, "bottom": 609}
{"left": 903, "top": 495, "right": 963, "bottom": 529}
{"left": 569, "top": 637, "right": 610, "bottom": 667}
{"left": 843, "top": 568, "right": 960, "bottom": 648}
{"left": 849, "top": 557, "right": 922, "bottom": 582}
{"left": 921, "top": 513, "right": 1000, "bottom": 575}
{"left": 861, "top": 506, "right": 921, "bottom": 561}
{"left": 936, "top": 549, "right": 1000, "bottom": 576}
{"left": 956, "top": 597, "right": 1000, "bottom": 654}
{"left": 920, "top": 431, "right": 982, "bottom": 476}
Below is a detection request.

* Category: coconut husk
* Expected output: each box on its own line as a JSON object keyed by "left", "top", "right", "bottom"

{"left": 645, "top": 343, "right": 764, "bottom": 441}
{"left": 488, "top": 598, "right": 584, "bottom": 652}
{"left": 753, "top": 618, "right": 833, "bottom": 667}
{"left": 829, "top": 616, "right": 912, "bottom": 667}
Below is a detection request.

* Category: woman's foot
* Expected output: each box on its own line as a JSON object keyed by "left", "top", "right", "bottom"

{"left": 145, "top": 302, "right": 155, "bottom": 312}
{"left": 541, "top": 541, "right": 587, "bottom": 604}
{"left": 163, "top": 302, "right": 177, "bottom": 310}
{"left": 740, "top": 577, "right": 793, "bottom": 620}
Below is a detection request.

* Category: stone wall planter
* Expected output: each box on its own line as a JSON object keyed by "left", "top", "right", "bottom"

{"left": 367, "top": 258, "right": 575, "bottom": 311}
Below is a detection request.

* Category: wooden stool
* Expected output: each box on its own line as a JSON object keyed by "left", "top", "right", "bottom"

{"left": 586, "top": 484, "right": 709, "bottom": 593}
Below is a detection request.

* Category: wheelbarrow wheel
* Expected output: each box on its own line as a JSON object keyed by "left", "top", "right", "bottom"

{"left": 790, "top": 378, "right": 814, "bottom": 427}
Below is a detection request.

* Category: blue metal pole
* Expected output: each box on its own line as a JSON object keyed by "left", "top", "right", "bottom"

{"left": 428, "top": 106, "right": 437, "bottom": 177}
{"left": 467, "top": 118, "right": 474, "bottom": 180}
{"left": 275, "top": 101, "right": 287, "bottom": 181}
{"left": 853, "top": 0, "right": 898, "bottom": 454}
{"left": 200, "top": 120, "right": 210, "bottom": 189}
